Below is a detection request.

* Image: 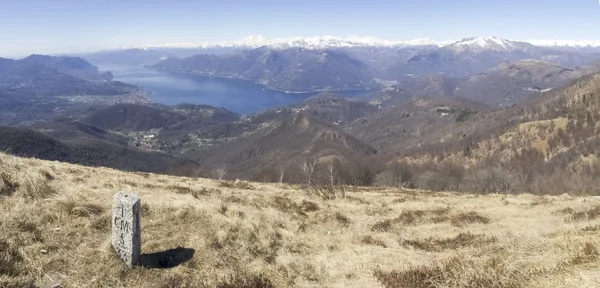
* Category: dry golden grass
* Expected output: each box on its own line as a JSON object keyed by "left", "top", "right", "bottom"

{"left": 1, "top": 152, "right": 600, "bottom": 287}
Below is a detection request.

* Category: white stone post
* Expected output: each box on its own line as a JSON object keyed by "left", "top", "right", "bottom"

{"left": 112, "top": 191, "right": 141, "bottom": 267}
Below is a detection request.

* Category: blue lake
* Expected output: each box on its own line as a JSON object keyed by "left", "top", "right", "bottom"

{"left": 99, "top": 65, "right": 371, "bottom": 114}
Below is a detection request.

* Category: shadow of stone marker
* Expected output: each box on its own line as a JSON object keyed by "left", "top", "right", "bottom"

{"left": 112, "top": 191, "right": 141, "bottom": 267}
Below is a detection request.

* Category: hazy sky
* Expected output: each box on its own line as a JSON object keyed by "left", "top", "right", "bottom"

{"left": 0, "top": 0, "right": 598, "bottom": 57}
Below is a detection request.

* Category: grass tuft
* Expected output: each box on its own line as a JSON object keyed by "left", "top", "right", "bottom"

{"left": 170, "top": 185, "right": 220, "bottom": 198}
{"left": 401, "top": 233, "right": 496, "bottom": 252}
{"left": 0, "top": 239, "right": 24, "bottom": 276}
{"left": 71, "top": 203, "right": 105, "bottom": 218}
{"left": 272, "top": 196, "right": 319, "bottom": 216}
{"left": 371, "top": 219, "right": 393, "bottom": 232}
{"left": 360, "top": 235, "right": 387, "bottom": 248}
{"left": 566, "top": 205, "right": 600, "bottom": 222}
{"left": 0, "top": 171, "right": 20, "bottom": 196}
{"left": 220, "top": 181, "right": 255, "bottom": 190}
{"left": 216, "top": 273, "right": 275, "bottom": 288}
{"left": 374, "top": 256, "right": 534, "bottom": 288}
{"left": 581, "top": 224, "right": 600, "bottom": 232}
{"left": 450, "top": 211, "right": 491, "bottom": 227}
{"left": 334, "top": 212, "right": 352, "bottom": 227}
{"left": 395, "top": 210, "right": 426, "bottom": 225}
{"left": 56, "top": 196, "right": 105, "bottom": 217}
{"left": 298, "top": 200, "right": 319, "bottom": 213}
{"left": 570, "top": 242, "right": 599, "bottom": 265}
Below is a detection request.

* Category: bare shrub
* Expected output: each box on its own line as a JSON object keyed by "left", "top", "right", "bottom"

{"left": 463, "top": 167, "right": 519, "bottom": 194}
{"left": 377, "top": 161, "right": 414, "bottom": 187}
{"left": 307, "top": 183, "right": 345, "bottom": 200}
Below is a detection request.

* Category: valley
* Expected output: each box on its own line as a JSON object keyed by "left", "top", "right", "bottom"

{"left": 4, "top": 36, "right": 600, "bottom": 190}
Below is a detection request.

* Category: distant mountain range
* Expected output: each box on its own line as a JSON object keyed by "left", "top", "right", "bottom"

{"left": 0, "top": 54, "right": 136, "bottom": 96}
{"left": 113, "top": 35, "right": 600, "bottom": 50}
{"left": 0, "top": 55, "right": 145, "bottom": 125}
{"left": 132, "top": 37, "right": 599, "bottom": 93}
{"left": 150, "top": 47, "right": 378, "bottom": 92}
{"left": 100, "top": 37, "right": 600, "bottom": 79}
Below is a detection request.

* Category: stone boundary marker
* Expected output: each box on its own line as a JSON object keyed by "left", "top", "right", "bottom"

{"left": 112, "top": 191, "right": 141, "bottom": 267}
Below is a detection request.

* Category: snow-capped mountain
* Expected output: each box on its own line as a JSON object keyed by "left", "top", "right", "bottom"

{"left": 528, "top": 40, "right": 600, "bottom": 48}
{"left": 120, "top": 36, "right": 600, "bottom": 54}
{"left": 445, "top": 37, "right": 533, "bottom": 53}
{"left": 378, "top": 36, "right": 597, "bottom": 78}
{"left": 85, "top": 35, "right": 600, "bottom": 83}
{"left": 114, "top": 36, "right": 600, "bottom": 54}
{"left": 120, "top": 35, "right": 453, "bottom": 50}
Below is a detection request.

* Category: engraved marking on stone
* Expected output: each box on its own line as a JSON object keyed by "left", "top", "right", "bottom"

{"left": 112, "top": 191, "right": 141, "bottom": 267}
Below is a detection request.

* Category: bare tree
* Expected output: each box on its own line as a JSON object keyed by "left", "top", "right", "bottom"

{"left": 214, "top": 165, "right": 228, "bottom": 180}
{"left": 327, "top": 162, "right": 338, "bottom": 188}
{"left": 278, "top": 165, "right": 286, "bottom": 183}
{"left": 300, "top": 159, "right": 317, "bottom": 186}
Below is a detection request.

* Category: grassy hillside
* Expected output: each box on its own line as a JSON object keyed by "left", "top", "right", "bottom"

{"left": 1, "top": 152, "right": 600, "bottom": 287}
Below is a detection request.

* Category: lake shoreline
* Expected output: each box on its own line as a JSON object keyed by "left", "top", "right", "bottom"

{"left": 149, "top": 67, "right": 375, "bottom": 94}
{"left": 100, "top": 64, "right": 373, "bottom": 114}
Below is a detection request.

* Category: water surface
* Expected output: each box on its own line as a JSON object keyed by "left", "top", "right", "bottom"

{"left": 100, "top": 65, "right": 370, "bottom": 114}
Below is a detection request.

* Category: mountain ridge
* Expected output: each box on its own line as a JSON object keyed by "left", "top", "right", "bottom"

{"left": 111, "top": 35, "right": 600, "bottom": 51}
